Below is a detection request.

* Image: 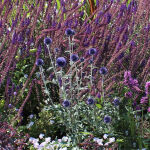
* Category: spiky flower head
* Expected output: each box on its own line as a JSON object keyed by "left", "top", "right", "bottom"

{"left": 104, "top": 116, "right": 111, "bottom": 123}
{"left": 113, "top": 98, "right": 120, "bottom": 106}
{"left": 80, "top": 57, "right": 85, "bottom": 62}
{"left": 56, "top": 57, "right": 66, "bottom": 67}
{"left": 44, "top": 37, "right": 52, "bottom": 45}
{"left": 88, "top": 48, "right": 97, "bottom": 55}
{"left": 36, "top": 59, "right": 44, "bottom": 66}
{"left": 71, "top": 54, "right": 79, "bottom": 62}
{"left": 62, "top": 100, "right": 71, "bottom": 107}
{"left": 99, "top": 67, "right": 107, "bottom": 75}
{"left": 65, "top": 28, "right": 75, "bottom": 36}
{"left": 86, "top": 98, "right": 95, "bottom": 105}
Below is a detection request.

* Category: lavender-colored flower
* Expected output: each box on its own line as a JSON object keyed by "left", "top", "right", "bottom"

{"left": 36, "top": 59, "right": 44, "bottom": 66}
{"left": 113, "top": 98, "right": 120, "bottom": 106}
{"left": 62, "top": 100, "right": 70, "bottom": 107}
{"left": 70, "top": 54, "right": 79, "bottom": 62}
{"left": 86, "top": 98, "right": 95, "bottom": 105}
{"left": 148, "top": 107, "right": 150, "bottom": 113}
{"left": 44, "top": 37, "right": 52, "bottom": 45}
{"left": 65, "top": 28, "right": 75, "bottom": 36}
{"left": 14, "top": 91, "right": 17, "bottom": 96}
{"left": 99, "top": 67, "right": 107, "bottom": 75}
{"left": 125, "top": 91, "right": 132, "bottom": 98}
{"left": 140, "top": 97, "right": 148, "bottom": 104}
{"left": 88, "top": 48, "right": 97, "bottom": 55}
{"left": 104, "top": 116, "right": 111, "bottom": 123}
{"left": 8, "top": 104, "right": 12, "bottom": 108}
{"left": 56, "top": 57, "right": 66, "bottom": 67}
{"left": 97, "top": 93, "right": 101, "bottom": 98}
{"left": 145, "top": 81, "right": 150, "bottom": 95}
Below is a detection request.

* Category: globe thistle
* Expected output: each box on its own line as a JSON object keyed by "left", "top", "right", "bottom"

{"left": 88, "top": 48, "right": 97, "bottom": 55}
{"left": 113, "top": 98, "right": 120, "bottom": 106}
{"left": 70, "top": 54, "right": 79, "bottom": 62}
{"left": 80, "top": 57, "right": 84, "bottom": 62}
{"left": 86, "top": 98, "right": 95, "bottom": 105}
{"left": 62, "top": 100, "right": 71, "bottom": 107}
{"left": 65, "top": 28, "right": 75, "bottom": 36}
{"left": 56, "top": 57, "right": 66, "bottom": 67}
{"left": 44, "top": 37, "right": 52, "bottom": 45}
{"left": 104, "top": 116, "right": 111, "bottom": 123}
{"left": 54, "top": 48, "right": 59, "bottom": 53}
{"left": 36, "top": 59, "right": 44, "bottom": 66}
{"left": 89, "top": 59, "right": 93, "bottom": 64}
{"left": 99, "top": 67, "right": 107, "bottom": 75}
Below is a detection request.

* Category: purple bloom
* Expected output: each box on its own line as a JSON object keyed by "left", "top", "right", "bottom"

{"left": 44, "top": 37, "right": 52, "bottom": 45}
{"left": 96, "top": 93, "right": 101, "bottom": 98}
{"left": 62, "top": 100, "right": 70, "bottom": 107}
{"left": 88, "top": 48, "right": 97, "bottom": 55}
{"left": 140, "top": 97, "right": 148, "bottom": 104}
{"left": 145, "top": 81, "right": 150, "bottom": 95}
{"left": 148, "top": 107, "right": 150, "bottom": 113}
{"left": 36, "top": 59, "right": 44, "bottom": 66}
{"left": 56, "top": 57, "right": 66, "bottom": 67}
{"left": 65, "top": 28, "right": 75, "bottom": 36}
{"left": 89, "top": 59, "right": 93, "bottom": 64}
{"left": 87, "top": 98, "right": 95, "bottom": 105}
{"left": 113, "top": 98, "right": 120, "bottom": 106}
{"left": 104, "top": 116, "right": 111, "bottom": 123}
{"left": 125, "top": 92, "right": 132, "bottom": 98}
{"left": 54, "top": 48, "right": 59, "bottom": 53}
{"left": 70, "top": 54, "right": 79, "bottom": 62}
{"left": 99, "top": 67, "right": 107, "bottom": 75}
{"left": 14, "top": 92, "right": 17, "bottom": 96}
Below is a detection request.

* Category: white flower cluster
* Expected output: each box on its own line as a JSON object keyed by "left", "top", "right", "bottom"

{"left": 93, "top": 134, "right": 115, "bottom": 146}
{"left": 29, "top": 135, "right": 81, "bottom": 150}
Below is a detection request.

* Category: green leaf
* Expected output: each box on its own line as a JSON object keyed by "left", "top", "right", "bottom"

{"left": 80, "top": 132, "right": 92, "bottom": 135}
{"left": 30, "top": 48, "right": 37, "bottom": 53}
{"left": 116, "top": 139, "right": 124, "bottom": 143}
{"left": 96, "top": 104, "right": 102, "bottom": 109}
{"left": 56, "top": 0, "right": 60, "bottom": 10}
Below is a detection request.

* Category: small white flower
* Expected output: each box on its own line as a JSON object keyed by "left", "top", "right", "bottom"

{"left": 58, "top": 139, "right": 62, "bottom": 142}
{"left": 62, "top": 136, "right": 68, "bottom": 142}
{"left": 39, "top": 133, "right": 45, "bottom": 139}
{"left": 104, "top": 142, "right": 109, "bottom": 146}
{"left": 103, "top": 134, "right": 108, "bottom": 139}
{"left": 33, "top": 143, "right": 39, "bottom": 148}
{"left": 32, "top": 138, "right": 39, "bottom": 144}
{"left": 50, "top": 120, "right": 55, "bottom": 124}
{"left": 29, "top": 137, "right": 35, "bottom": 143}
{"left": 109, "top": 137, "right": 115, "bottom": 143}
{"left": 40, "top": 141, "right": 47, "bottom": 147}
{"left": 29, "top": 114, "right": 34, "bottom": 119}
{"left": 97, "top": 139, "right": 103, "bottom": 146}
{"left": 93, "top": 137, "right": 99, "bottom": 142}
{"left": 59, "top": 147, "right": 67, "bottom": 150}
{"left": 45, "top": 137, "right": 51, "bottom": 143}
{"left": 27, "top": 121, "right": 34, "bottom": 128}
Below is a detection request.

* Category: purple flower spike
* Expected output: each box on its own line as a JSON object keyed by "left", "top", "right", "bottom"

{"left": 104, "top": 116, "right": 111, "bottom": 123}
{"left": 87, "top": 98, "right": 95, "bottom": 105}
{"left": 71, "top": 54, "right": 79, "bottom": 62}
{"left": 140, "top": 97, "right": 148, "bottom": 104}
{"left": 62, "top": 100, "right": 71, "bottom": 107}
{"left": 145, "top": 81, "right": 150, "bottom": 95}
{"left": 88, "top": 48, "right": 97, "bottom": 55}
{"left": 36, "top": 59, "right": 44, "bottom": 66}
{"left": 44, "top": 37, "right": 52, "bottom": 45}
{"left": 99, "top": 67, "right": 107, "bottom": 75}
{"left": 56, "top": 57, "right": 66, "bottom": 67}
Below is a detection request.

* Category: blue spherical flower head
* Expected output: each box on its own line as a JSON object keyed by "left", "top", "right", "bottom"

{"left": 65, "top": 28, "right": 75, "bottom": 36}
{"left": 44, "top": 37, "right": 52, "bottom": 45}
{"left": 80, "top": 57, "right": 84, "bottom": 62}
{"left": 87, "top": 98, "right": 95, "bottom": 105}
{"left": 56, "top": 57, "right": 66, "bottom": 67}
{"left": 88, "top": 48, "right": 97, "bottom": 55}
{"left": 113, "top": 98, "right": 120, "bottom": 106}
{"left": 104, "top": 116, "right": 111, "bottom": 123}
{"left": 62, "top": 100, "right": 71, "bottom": 107}
{"left": 71, "top": 54, "right": 79, "bottom": 62}
{"left": 36, "top": 59, "right": 44, "bottom": 66}
{"left": 99, "top": 67, "right": 107, "bottom": 75}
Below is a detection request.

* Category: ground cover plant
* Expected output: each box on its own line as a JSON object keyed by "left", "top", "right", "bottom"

{"left": 0, "top": 0, "right": 150, "bottom": 149}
